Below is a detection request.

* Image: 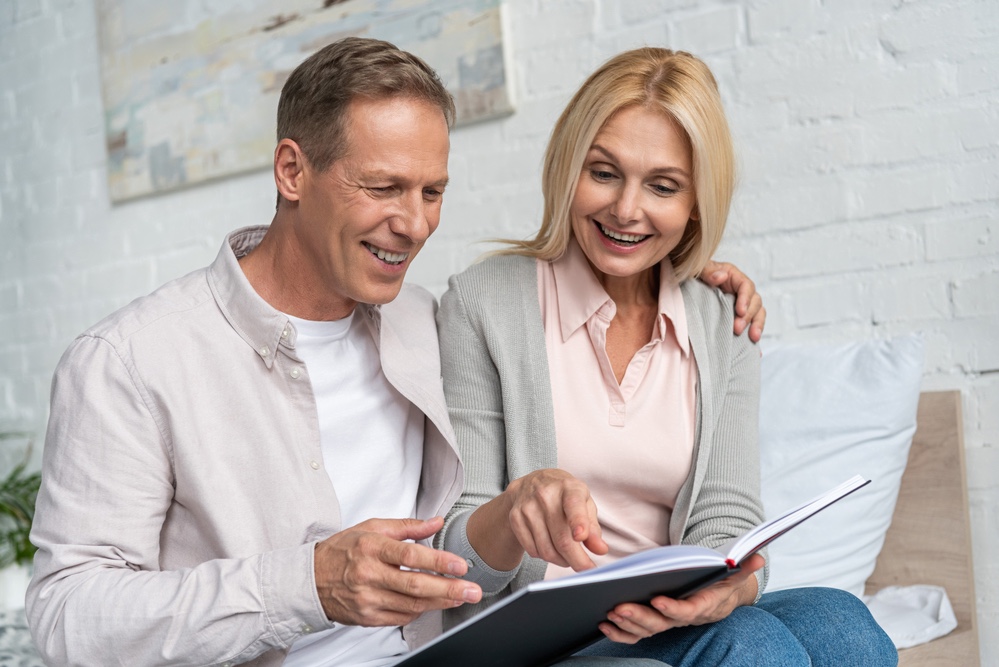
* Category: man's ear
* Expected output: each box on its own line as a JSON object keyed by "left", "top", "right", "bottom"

{"left": 274, "top": 139, "right": 306, "bottom": 204}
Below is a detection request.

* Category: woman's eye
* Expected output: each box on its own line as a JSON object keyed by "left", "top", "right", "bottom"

{"left": 590, "top": 169, "right": 615, "bottom": 181}
{"left": 652, "top": 183, "right": 678, "bottom": 196}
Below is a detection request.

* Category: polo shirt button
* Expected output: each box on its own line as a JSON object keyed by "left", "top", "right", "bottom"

{"left": 310, "top": 460, "right": 320, "bottom": 470}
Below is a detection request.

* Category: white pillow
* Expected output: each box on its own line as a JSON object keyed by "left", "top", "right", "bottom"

{"left": 758, "top": 334, "right": 924, "bottom": 598}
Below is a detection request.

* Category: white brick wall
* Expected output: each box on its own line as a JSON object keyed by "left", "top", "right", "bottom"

{"left": 1, "top": 0, "right": 996, "bottom": 660}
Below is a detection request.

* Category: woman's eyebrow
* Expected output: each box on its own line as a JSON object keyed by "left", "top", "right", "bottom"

{"left": 587, "top": 144, "right": 692, "bottom": 179}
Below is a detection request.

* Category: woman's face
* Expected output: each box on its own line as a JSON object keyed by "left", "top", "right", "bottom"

{"left": 570, "top": 105, "right": 697, "bottom": 284}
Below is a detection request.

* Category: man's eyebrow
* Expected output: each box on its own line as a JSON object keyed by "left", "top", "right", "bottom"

{"left": 361, "top": 170, "right": 449, "bottom": 188}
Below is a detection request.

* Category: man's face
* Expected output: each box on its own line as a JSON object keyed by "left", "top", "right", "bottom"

{"left": 295, "top": 96, "right": 450, "bottom": 312}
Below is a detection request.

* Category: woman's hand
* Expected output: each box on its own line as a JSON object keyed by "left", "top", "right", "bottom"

{"left": 698, "top": 261, "right": 766, "bottom": 343}
{"left": 597, "top": 553, "right": 765, "bottom": 644}
{"left": 466, "top": 469, "right": 608, "bottom": 573}
{"left": 506, "top": 469, "right": 609, "bottom": 571}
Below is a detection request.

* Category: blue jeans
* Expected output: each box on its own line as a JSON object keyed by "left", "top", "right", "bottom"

{"left": 575, "top": 587, "right": 897, "bottom": 666}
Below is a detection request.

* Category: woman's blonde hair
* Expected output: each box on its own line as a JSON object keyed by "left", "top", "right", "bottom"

{"left": 501, "top": 48, "right": 735, "bottom": 281}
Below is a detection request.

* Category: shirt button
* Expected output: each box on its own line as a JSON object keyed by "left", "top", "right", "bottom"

{"left": 259, "top": 346, "right": 270, "bottom": 357}
{"left": 290, "top": 367, "right": 301, "bottom": 379}
{"left": 310, "top": 460, "right": 320, "bottom": 470}
{"left": 301, "top": 624, "right": 313, "bottom": 634}
{"left": 466, "top": 559, "right": 474, "bottom": 569}
{"left": 281, "top": 328, "right": 290, "bottom": 339}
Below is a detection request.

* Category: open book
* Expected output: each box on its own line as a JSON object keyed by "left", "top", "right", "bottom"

{"left": 392, "top": 475, "right": 871, "bottom": 667}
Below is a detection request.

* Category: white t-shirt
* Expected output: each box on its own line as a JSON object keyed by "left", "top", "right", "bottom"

{"left": 283, "top": 310, "right": 424, "bottom": 667}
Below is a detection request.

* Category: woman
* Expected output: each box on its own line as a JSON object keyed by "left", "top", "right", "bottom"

{"left": 434, "top": 48, "right": 896, "bottom": 666}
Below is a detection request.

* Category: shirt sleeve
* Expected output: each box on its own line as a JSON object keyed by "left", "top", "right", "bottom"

{"left": 26, "top": 335, "right": 331, "bottom": 666}
{"left": 433, "top": 275, "right": 521, "bottom": 595}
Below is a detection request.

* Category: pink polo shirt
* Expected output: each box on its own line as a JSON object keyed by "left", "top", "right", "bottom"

{"left": 539, "top": 239, "right": 697, "bottom": 580}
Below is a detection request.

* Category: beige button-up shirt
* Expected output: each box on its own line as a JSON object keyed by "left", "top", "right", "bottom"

{"left": 27, "top": 227, "right": 463, "bottom": 666}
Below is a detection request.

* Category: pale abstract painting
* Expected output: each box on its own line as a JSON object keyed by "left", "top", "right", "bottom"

{"left": 96, "top": 0, "right": 514, "bottom": 201}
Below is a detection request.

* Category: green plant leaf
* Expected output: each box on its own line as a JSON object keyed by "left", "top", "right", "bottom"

{"left": 0, "top": 440, "right": 41, "bottom": 569}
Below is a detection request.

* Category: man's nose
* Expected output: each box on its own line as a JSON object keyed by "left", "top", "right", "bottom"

{"left": 392, "top": 191, "right": 432, "bottom": 243}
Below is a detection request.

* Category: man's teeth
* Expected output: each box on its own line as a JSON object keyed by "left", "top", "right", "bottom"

{"left": 364, "top": 242, "right": 408, "bottom": 264}
{"left": 600, "top": 224, "right": 648, "bottom": 244}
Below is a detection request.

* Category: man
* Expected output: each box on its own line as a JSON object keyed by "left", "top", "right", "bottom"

{"left": 27, "top": 38, "right": 763, "bottom": 666}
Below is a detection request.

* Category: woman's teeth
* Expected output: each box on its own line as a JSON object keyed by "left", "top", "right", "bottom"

{"left": 364, "top": 242, "right": 408, "bottom": 265}
{"left": 599, "top": 224, "right": 648, "bottom": 244}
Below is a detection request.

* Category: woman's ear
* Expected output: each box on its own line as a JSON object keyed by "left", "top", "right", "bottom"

{"left": 274, "top": 139, "right": 306, "bottom": 204}
{"left": 689, "top": 203, "right": 700, "bottom": 222}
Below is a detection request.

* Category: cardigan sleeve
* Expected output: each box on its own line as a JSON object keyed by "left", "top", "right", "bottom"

{"left": 433, "top": 271, "right": 521, "bottom": 594}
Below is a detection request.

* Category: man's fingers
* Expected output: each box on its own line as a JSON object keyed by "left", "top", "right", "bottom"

{"left": 734, "top": 277, "right": 756, "bottom": 317}
{"left": 744, "top": 292, "right": 763, "bottom": 321}
{"left": 364, "top": 516, "right": 444, "bottom": 542}
{"left": 349, "top": 587, "right": 480, "bottom": 627}
{"left": 381, "top": 567, "right": 482, "bottom": 605}
{"left": 373, "top": 532, "right": 469, "bottom": 577}
{"left": 748, "top": 299, "right": 766, "bottom": 343}
{"left": 699, "top": 260, "right": 726, "bottom": 285}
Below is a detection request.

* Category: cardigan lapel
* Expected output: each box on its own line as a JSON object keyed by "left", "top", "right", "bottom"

{"left": 672, "top": 281, "right": 714, "bottom": 544}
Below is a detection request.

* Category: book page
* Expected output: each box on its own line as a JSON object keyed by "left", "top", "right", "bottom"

{"left": 719, "top": 474, "right": 870, "bottom": 564}
{"left": 529, "top": 544, "right": 725, "bottom": 590}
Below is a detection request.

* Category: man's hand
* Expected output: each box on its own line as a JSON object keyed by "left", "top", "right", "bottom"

{"left": 699, "top": 261, "right": 766, "bottom": 343}
{"left": 597, "top": 553, "right": 765, "bottom": 644}
{"left": 313, "top": 516, "right": 482, "bottom": 627}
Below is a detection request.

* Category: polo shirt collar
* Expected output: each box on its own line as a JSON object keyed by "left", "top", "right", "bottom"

{"left": 551, "top": 237, "right": 689, "bottom": 355}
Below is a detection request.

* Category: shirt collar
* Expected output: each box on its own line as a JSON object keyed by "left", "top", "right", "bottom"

{"left": 552, "top": 238, "right": 614, "bottom": 341}
{"left": 656, "top": 260, "right": 690, "bottom": 356}
{"left": 551, "top": 237, "right": 689, "bottom": 356}
{"left": 207, "top": 226, "right": 383, "bottom": 367}
{"left": 206, "top": 226, "right": 297, "bottom": 368}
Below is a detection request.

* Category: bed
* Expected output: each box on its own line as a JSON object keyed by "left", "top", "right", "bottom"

{"left": 867, "top": 390, "right": 980, "bottom": 666}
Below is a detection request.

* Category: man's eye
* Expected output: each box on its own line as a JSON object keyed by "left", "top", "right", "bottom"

{"left": 423, "top": 188, "right": 443, "bottom": 200}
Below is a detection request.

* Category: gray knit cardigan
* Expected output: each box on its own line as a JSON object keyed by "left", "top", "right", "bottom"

{"left": 434, "top": 254, "right": 766, "bottom": 628}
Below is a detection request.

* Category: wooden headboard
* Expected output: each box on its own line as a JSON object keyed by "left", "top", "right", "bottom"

{"left": 866, "top": 391, "right": 980, "bottom": 666}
